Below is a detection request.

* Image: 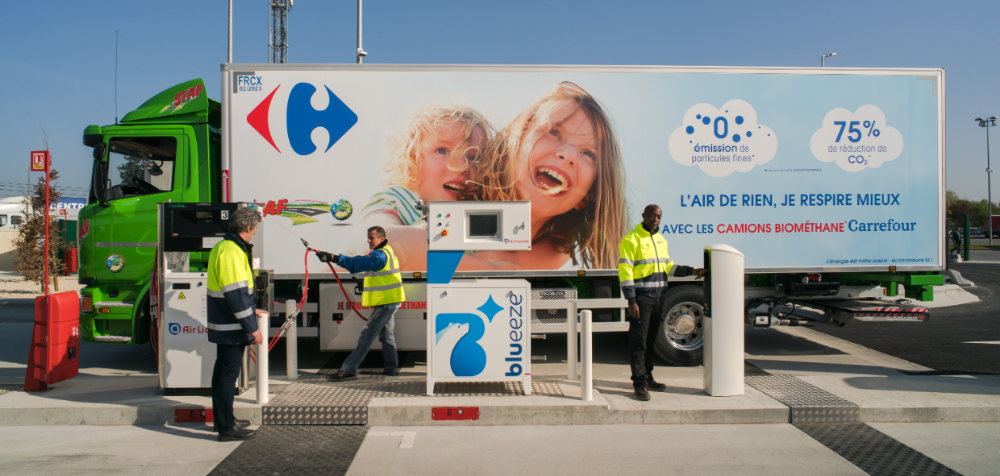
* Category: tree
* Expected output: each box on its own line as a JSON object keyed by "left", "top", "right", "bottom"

{"left": 13, "top": 165, "right": 67, "bottom": 292}
{"left": 946, "top": 189, "right": 1000, "bottom": 230}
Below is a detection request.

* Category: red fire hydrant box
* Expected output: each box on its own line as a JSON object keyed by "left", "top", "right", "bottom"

{"left": 25, "top": 292, "right": 81, "bottom": 391}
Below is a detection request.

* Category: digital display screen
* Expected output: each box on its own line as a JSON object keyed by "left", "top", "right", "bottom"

{"left": 162, "top": 203, "right": 240, "bottom": 252}
{"left": 469, "top": 213, "right": 500, "bottom": 238}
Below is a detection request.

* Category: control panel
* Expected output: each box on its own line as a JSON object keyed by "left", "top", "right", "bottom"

{"left": 426, "top": 201, "right": 531, "bottom": 251}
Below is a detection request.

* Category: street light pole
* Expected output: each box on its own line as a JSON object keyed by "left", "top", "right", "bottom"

{"left": 978, "top": 116, "right": 998, "bottom": 244}
{"left": 821, "top": 52, "right": 837, "bottom": 67}
{"left": 357, "top": 0, "right": 367, "bottom": 64}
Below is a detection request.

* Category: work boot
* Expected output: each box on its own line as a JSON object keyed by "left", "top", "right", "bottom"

{"left": 634, "top": 387, "right": 651, "bottom": 401}
{"left": 326, "top": 370, "right": 357, "bottom": 382}
{"left": 648, "top": 380, "right": 667, "bottom": 392}
{"left": 214, "top": 419, "right": 251, "bottom": 432}
{"left": 219, "top": 427, "right": 257, "bottom": 442}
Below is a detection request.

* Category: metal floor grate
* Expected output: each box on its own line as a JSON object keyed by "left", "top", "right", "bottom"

{"left": 744, "top": 363, "right": 859, "bottom": 424}
{"left": 263, "top": 375, "right": 563, "bottom": 425}
{"left": 797, "top": 423, "right": 961, "bottom": 476}
{"left": 745, "top": 362, "right": 961, "bottom": 475}
{"left": 209, "top": 425, "right": 368, "bottom": 476}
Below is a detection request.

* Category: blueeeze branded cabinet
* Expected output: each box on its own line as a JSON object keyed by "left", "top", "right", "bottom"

{"left": 426, "top": 280, "right": 531, "bottom": 395}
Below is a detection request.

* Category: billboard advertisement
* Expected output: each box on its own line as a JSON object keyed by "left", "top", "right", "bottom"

{"left": 225, "top": 65, "right": 943, "bottom": 274}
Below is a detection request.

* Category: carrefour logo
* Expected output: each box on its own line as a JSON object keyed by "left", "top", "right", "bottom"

{"left": 247, "top": 83, "right": 358, "bottom": 156}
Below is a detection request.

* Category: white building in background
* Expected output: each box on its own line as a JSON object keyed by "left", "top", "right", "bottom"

{"left": 0, "top": 196, "right": 85, "bottom": 230}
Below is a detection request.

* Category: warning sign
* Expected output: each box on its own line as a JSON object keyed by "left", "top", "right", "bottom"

{"left": 179, "top": 292, "right": 187, "bottom": 300}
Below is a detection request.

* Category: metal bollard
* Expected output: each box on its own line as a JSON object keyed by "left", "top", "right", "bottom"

{"left": 567, "top": 300, "right": 578, "bottom": 380}
{"left": 256, "top": 312, "right": 269, "bottom": 405}
{"left": 580, "top": 310, "right": 593, "bottom": 402}
{"left": 285, "top": 299, "right": 298, "bottom": 380}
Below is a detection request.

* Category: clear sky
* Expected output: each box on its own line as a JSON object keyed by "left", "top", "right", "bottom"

{"left": 1, "top": 0, "right": 997, "bottom": 201}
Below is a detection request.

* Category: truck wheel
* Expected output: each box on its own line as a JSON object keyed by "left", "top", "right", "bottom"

{"left": 134, "top": 293, "right": 151, "bottom": 346}
{"left": 653, "top": 286, "right": 705, "bottom": 367}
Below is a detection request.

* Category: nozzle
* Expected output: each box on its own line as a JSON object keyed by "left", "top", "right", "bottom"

{"left": 300, "top": 238, "right": 311, "bottom": 249}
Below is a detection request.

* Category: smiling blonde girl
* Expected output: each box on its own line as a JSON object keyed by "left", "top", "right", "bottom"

{"left": 468, "top": 82, "right": 628, "bottom": 270}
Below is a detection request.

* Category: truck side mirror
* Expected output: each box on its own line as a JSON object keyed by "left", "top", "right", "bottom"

{"left": 93, "top": 143, "right": 106, "bottom": 161}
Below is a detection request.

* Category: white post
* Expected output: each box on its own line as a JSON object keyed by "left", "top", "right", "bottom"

{"left": 285, "top": 299, "right": 298, "bottom": 380}
{"left": 703, "top": 245, "right": 745, "bottom": 397}
{"left": 580, "top": 310, "right": 593, "bottom": 402}
{"left": 256, "top": 312, "right": 269, "bottom": 405}
{"left": 566, "top": 300, "right": 578, "bottom": 380}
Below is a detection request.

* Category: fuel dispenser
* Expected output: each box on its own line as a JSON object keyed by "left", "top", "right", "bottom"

{"left": 425, "top": 201, "right": 533, "bottom": 396}
{"left": 156, "top": 202, "right": 261, "bottom": 394}
{"left": 702, "top": 244, "right": 745, "bottom": 397}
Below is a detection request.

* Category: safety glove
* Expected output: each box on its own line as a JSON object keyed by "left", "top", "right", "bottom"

{"left": 315, "top": 251, "right": 340, "bottom": 264}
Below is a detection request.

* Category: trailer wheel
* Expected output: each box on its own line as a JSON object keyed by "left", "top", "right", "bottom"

{"left": 654, "top": 286, "right": 705, "bottom": 367}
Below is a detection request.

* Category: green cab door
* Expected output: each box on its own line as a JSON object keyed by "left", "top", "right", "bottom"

{"left": 91, "top": 129, "right": 191, "bottom": 285}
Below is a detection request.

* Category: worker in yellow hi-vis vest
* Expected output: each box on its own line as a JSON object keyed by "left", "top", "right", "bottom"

{"left": 316, "top": 225, "right": 405, "bottom": 381}
{"left": 619, "top": 204, "right": 704, "bottom": 402}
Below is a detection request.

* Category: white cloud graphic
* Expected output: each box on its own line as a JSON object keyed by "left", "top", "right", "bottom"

{"left": 810, "top": 105, "right": 903, "bottom": 172}
{"left": 669, "top": 100, "right": 778, "bottom": 177}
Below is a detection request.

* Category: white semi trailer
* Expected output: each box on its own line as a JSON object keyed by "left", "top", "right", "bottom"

{"left": 212, "top": 64, "right": 946, "bottom": 366}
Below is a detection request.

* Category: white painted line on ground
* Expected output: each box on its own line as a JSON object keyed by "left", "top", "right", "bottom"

{"left": 963, "top": 341, "right": 1000, "bottom": 345}
{"left": 368, "top": 431, "right": 416, "bottom": 449}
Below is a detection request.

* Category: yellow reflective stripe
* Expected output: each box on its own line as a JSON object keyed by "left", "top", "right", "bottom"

{"left": 220, "top": 281, "right": 250, "bottom": 293}
{"left": 234, "top": 307, "right": 254, "bottom": 319}
{"left": 208, "top": 322, "right": 242, "bottom": 331}
{"left": 635, "top": 258, "right": 668, "bottom": 265}
{"left": 365, "top": 282, "right": 403, "bottom": 292}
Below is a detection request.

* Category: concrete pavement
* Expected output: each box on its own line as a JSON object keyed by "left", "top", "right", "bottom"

{"left": 0, "top": 424, "right": 241, "bottom": 475}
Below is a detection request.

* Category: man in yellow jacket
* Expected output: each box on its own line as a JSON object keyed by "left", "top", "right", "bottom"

{"left": 317, "top": 226, "right": 405, "bottom": 381}
{"left": 208, "top": 207, "right": 266, "bottom": 441}
{"left": 619, "top": 204, "right": 703, "bottom": 401}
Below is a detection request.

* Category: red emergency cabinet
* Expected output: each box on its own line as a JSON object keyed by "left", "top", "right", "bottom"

{"left": 25, "top": 292, "right": 81, "bottom": 391}
{"left": 64, "top": 247, "right": 78, "bottom": 274}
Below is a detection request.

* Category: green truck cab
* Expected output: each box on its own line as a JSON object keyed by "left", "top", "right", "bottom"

{"left": 78, "top": 79, "right": 221, "bottom": 344}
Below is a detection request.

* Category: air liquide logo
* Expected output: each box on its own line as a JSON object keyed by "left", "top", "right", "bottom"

{"left": 434, "top": 293, "right": 525, "bottom": 378}
{"left": 166, "top": 320, "right": 208, "bottom": 340}
{"left": 247, "top": 83, "right": 358, "bottom": 156}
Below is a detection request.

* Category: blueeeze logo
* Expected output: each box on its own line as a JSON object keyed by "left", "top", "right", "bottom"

{"left": 434, "top": 293, "right": 526, "bottom": 378}
{"left": 247, "top": 83, "right": 358, "bottom": 156}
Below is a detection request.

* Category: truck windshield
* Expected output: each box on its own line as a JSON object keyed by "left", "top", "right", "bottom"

{"left": 105, "top": 137, "right": 177, "bottom": 200}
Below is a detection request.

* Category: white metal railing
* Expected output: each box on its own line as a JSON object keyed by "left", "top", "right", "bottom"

{"left": 531, "top": 298, "right": 627, "bottom": 401}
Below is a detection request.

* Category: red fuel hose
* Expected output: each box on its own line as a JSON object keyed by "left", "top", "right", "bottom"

{"left": 265, "top": 248, "right": 369, "bottom": 353}
{"left": 326, "top": 261, "right": 369, "bottom": 322}
{"left": 266, "top": 249, "right": 311, "bottom": 352}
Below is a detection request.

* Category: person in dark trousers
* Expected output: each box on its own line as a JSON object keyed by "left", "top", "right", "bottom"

{"left": 207, "top": 207, "right": 266, "bottom": 442}
{"left": 317, "top": 226, "right": 406, "bottom": 381}
{"left": 950, "top": 228, "right": 962, "bottom": 254}
{"left": 618, "top": 204, "right": 704, "bottom": 401}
